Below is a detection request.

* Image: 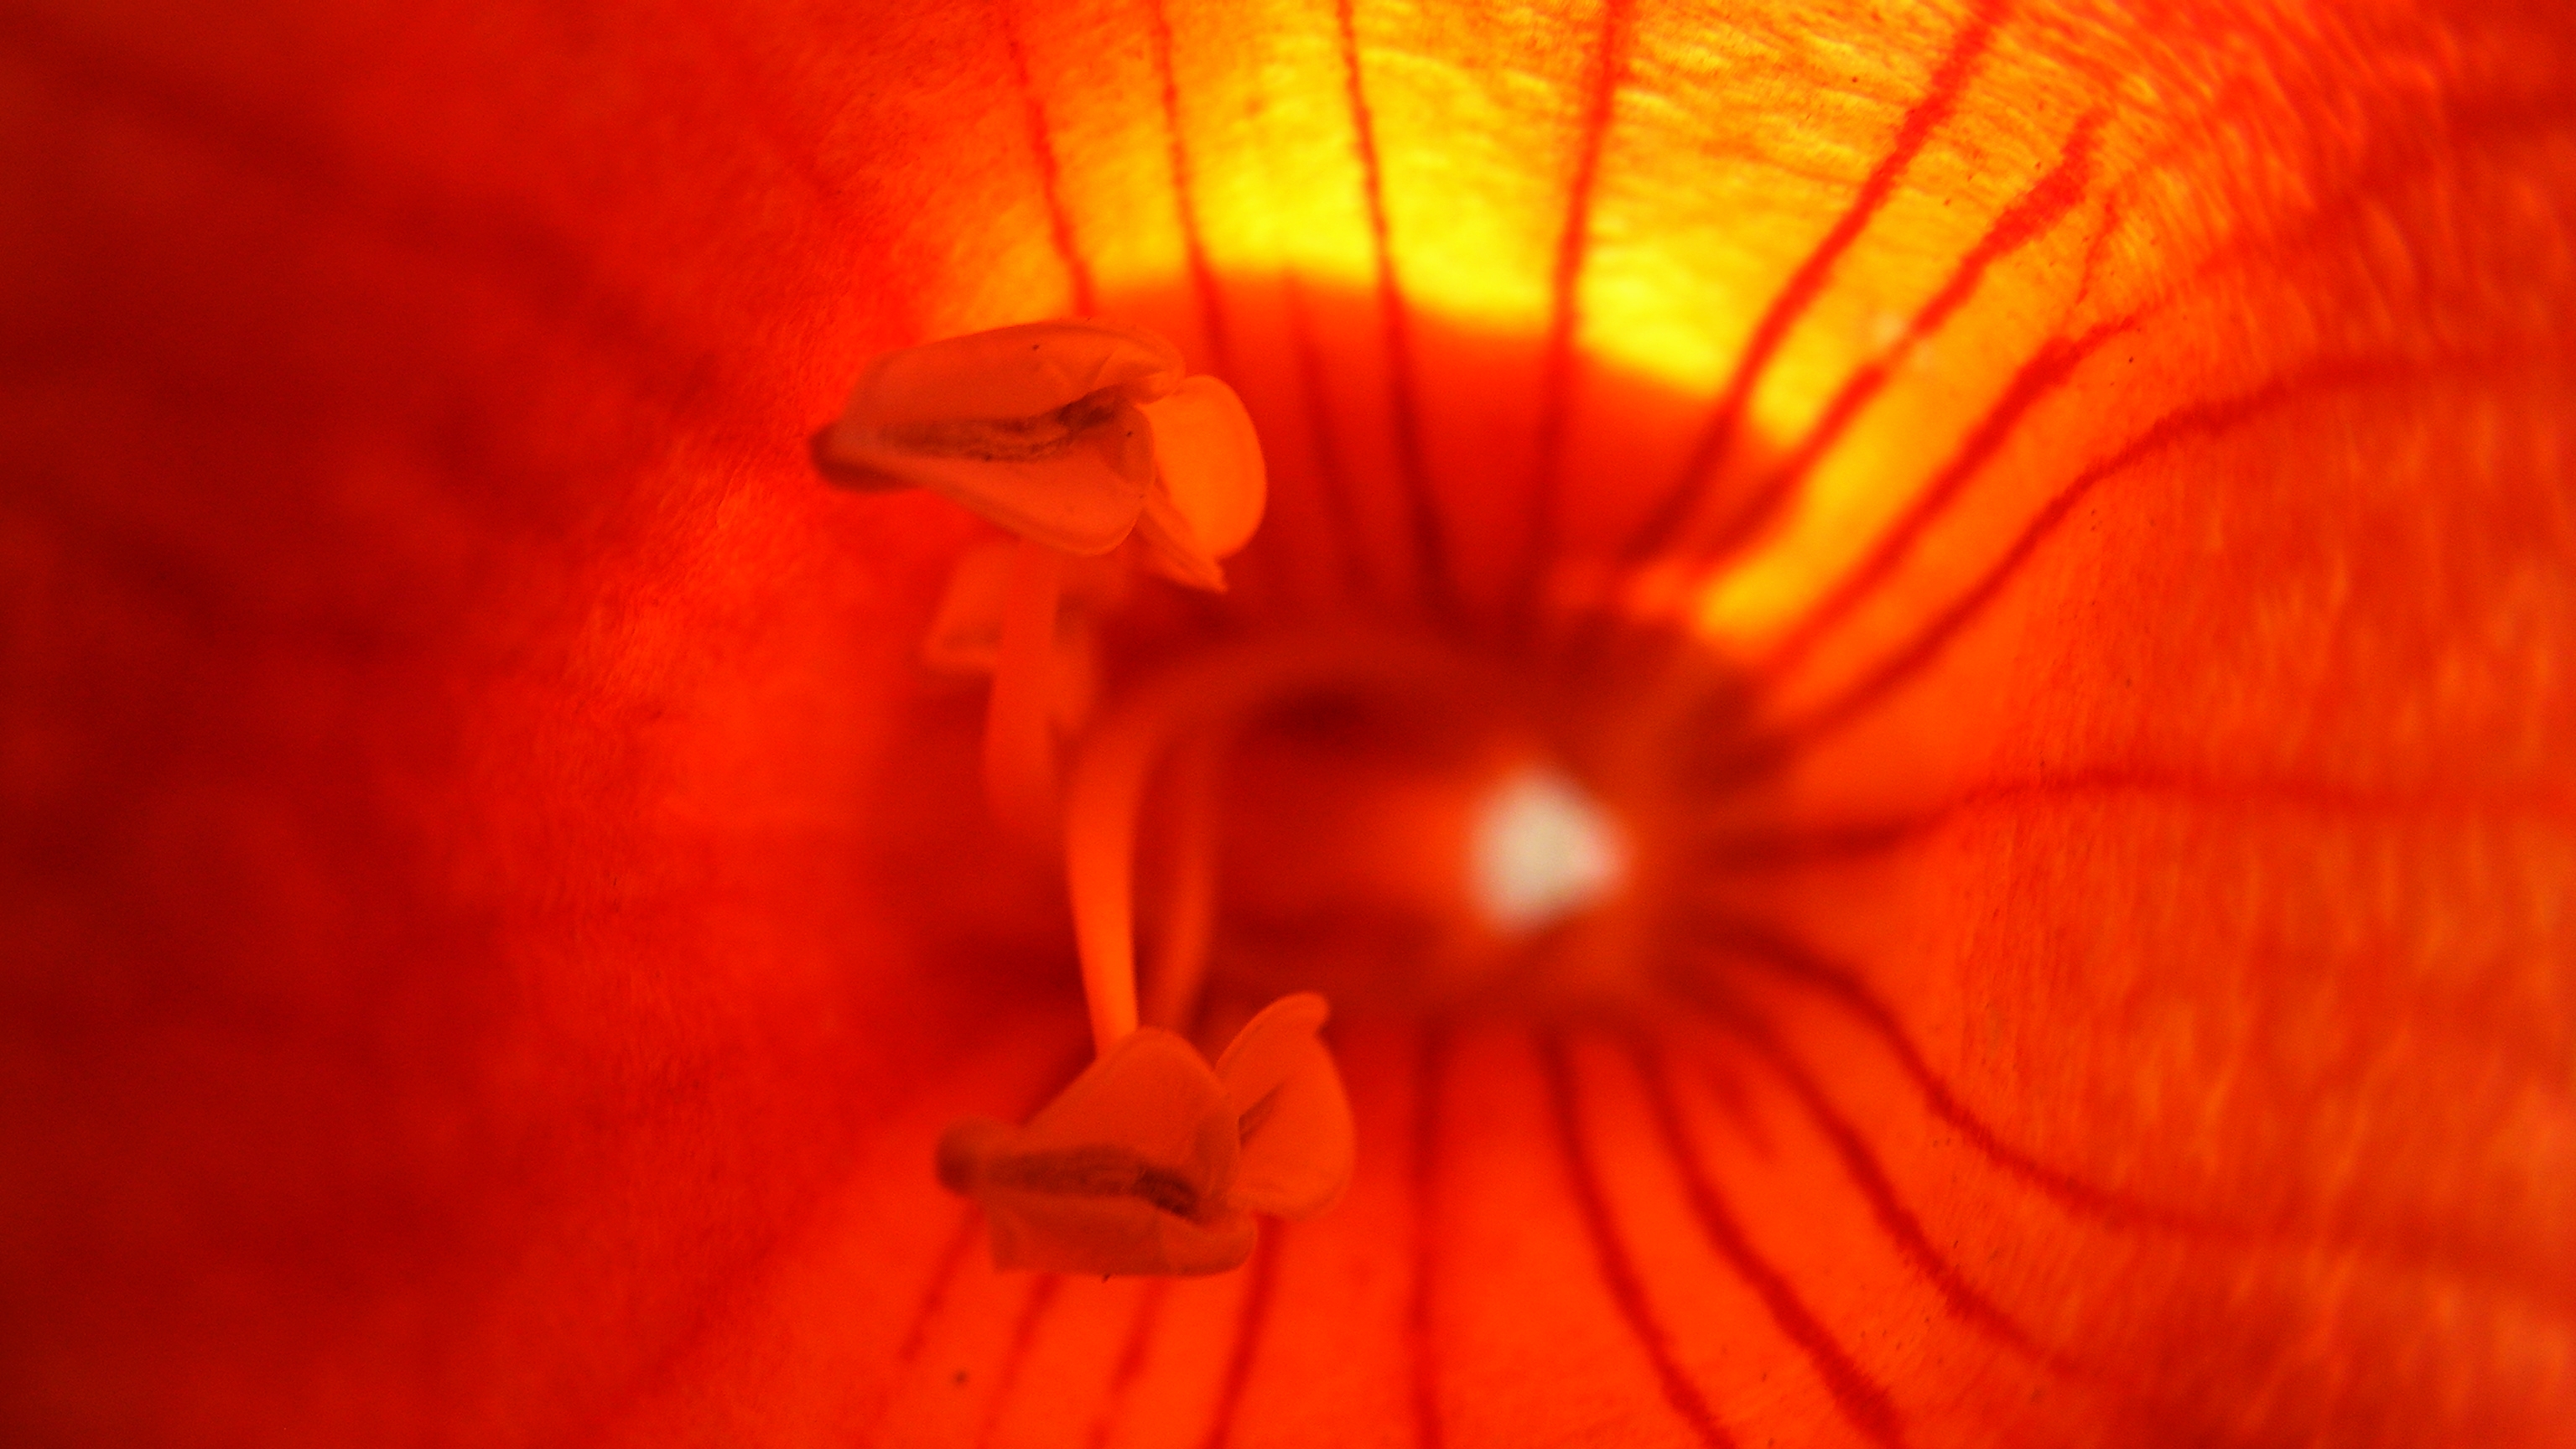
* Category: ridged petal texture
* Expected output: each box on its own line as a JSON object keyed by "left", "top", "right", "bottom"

{"left": 2, "top": 1, "right": 2570, "bottom": 1446}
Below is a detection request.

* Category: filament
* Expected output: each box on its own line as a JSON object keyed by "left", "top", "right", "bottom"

{"left": 1143, "top": 735, "right": 1223, "bottom": 1031}
{"left": 1063, "top": 631, "right": 1498, "bottom": 1057}
{"left": 983, "top": 538, "right": 1066, "bottom": 845}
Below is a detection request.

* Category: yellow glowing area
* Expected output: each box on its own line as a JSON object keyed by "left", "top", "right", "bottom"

{"left": 935, "top": 0, "right": 2204, "bottom": 678}
{"left": 1171, "top": 0, "right": 1573, "bottom": 334}
{"left": 1685, "top": 123, "right": 2125, "bottom": 651}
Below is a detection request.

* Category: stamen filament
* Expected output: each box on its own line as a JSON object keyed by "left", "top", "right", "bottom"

{"left": 1065, "top": 632, "right": 1498, "bottom": 1058}
{"left": 1144, "top": 736, "right": 1223, "bottom": 1031}
{"left": 984, "top": 538, "right": 1066, "bottom": 845}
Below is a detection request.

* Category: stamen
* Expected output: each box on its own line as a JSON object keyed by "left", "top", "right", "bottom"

{"left": 984, "top": 538, "right": 1067, "bottom": 845}
{"left": 941, "top": 631, "right": 1488, "bottom": 1275}
{"left": 828, "top": 325, "right": 1360, "bottom": 1279}
{"left": 936, "top": 1026, "right": 1257, "bottom": 1275}
{"left": 932, "top": 994, "right": 1353, "bottom": 1275}
{"left": 1142, "top": 736, "right": 1223, "bottom": 1031}
{"left": 1066, "top": 631, "right": 1493, "bottom": 1056}
{"left": 812, "top": 319, "right": 1270, "bottom": 839}
{"left": 811, "top": 319, "right": 1262, "bottom": 589}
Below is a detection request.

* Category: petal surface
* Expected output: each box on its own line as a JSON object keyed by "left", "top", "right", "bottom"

{"left": 3, "top": 0, "right": 2570, "bottom": 1446}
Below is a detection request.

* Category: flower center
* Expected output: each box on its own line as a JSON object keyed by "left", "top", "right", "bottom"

{"left": 1469, "top": 763, "right": 1627, "bottom": 934}
{"left": 1092, "top": 621, "right": 1760, "bottom": 1034}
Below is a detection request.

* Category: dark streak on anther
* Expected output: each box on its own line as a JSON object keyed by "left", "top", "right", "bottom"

{"left": 995, "top": 0, "right": 1096, "bottom": 316}
{"left": 1608, "top": 0, "right": 2012, "bottom": 581}
{"left": 1538, "top": 1032, "right": 1738, "bottom": 1448}
{"left": 1628, "top": 1037, "right": 1907, "bottom": 1447}
{"left": 976, "top": 1143, "right": 1211, "bottom": 1221}
{"left": 1202, "top": 1225, "right": 1285, "bottom": 1449}
{"left": 874, "top": 388, "right": 1127, "bottom": 462}
{"left": 1334, "top": 0, "right": 1460, "bottom": 621}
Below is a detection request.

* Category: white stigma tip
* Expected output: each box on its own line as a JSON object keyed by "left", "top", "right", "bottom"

{"left": 1468, "top": 765, "right": 1626, "bottom": 933}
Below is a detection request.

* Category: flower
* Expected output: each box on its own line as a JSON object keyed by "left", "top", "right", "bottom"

{"left": 3, "top": 1, "right": 2568, "bottom": 1446}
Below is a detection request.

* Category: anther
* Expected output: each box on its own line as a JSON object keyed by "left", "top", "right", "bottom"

{"left": 812, "top": 319, "right": 1265, "bottom": 842}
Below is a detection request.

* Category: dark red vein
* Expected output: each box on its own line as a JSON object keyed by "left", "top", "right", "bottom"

{"left": 1537, "top": 1033, "right": 1738, "bottom": 1449}
{"left": 1690, "top": 817, "right": 1930, "bottom": 870}
{"left": 1685, "top": 916, "right": 2203, "bottom": 1233}
{"left": 1754, "top": 309, "right": 2141, "bottom": 684}
{"left": 1694, "top": 770, "right": 2576, "bottom": 854}
{"left": 892, "top": 1210, "right": 987, "bottom": 1375}
{"left": 1333, "top": 0, "right": 1458, "bottom": 620}
{"left": 1410, "top": 1022, "right": 1450, "bottom": 1449}
{"left": 1685, "top": 908, "right": 2576, "bottom": 1324}
{"left": 1675, "top": 112, "right": 2108, "bottom": 583}
{"left": 1202, "top": 1226, "right": 1285, "bottom": 1449}
{"left": 1509, "top": 0, "right": 1637, "bottom": 629}
{"left": 1711, "top": 1011, "right": 2054, "bottom": 1363}
{"left": 1086, "top": 1280, "right": 1170, "bottom": 1449}
{"left": 1776, "top": 352, "right": 2444, "bottom": 748}
{"left": 1753, "top": 86, "right": 2576, "bottom": 669}
{"left": 996, "top": 2, "right": 1095, "bottom": 316}
{"left": 1146, "top": 0, "right": 1230, "bottom": 371}
{"left": 1750, "top": 92, "right": 2576, "bottom": 703}
{"left": 972, "top": 1274, "right": 1064, "bottom": 1449}
{"left": 1283, "top": 275, "right": 1375, "bottom": 600}
{"left": 2061, "top": 195, "right": 2127, "bottom": 320}
{"left": 1629, "top": 1039, "right": 1907, "bottom": 1447}
{"left": 1609, "top": 0, "right": 2012, "bottom": 574}
{"left": 876, "top": 1036, "right": 1093, "bottom": 1434}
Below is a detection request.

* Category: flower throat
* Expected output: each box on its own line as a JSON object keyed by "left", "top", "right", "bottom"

{"left": 815, "top": 319, "right": 1758, "bottom": 1276}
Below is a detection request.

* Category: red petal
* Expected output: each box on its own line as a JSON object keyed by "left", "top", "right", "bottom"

{"left": 5, "top": 1, "right": 2569, "bottom": 1446}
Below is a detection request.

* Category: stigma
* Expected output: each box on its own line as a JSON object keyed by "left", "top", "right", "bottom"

{"left": 1470, "top": 764, "right": 1628, "bottom": 933}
